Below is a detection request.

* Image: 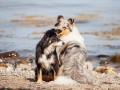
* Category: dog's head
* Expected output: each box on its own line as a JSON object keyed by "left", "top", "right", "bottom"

{"left": 54, "top": 15, "right": 74, "bottom": 37}
{"left": 40, "top": 29, "right": 63, "bottom": 50}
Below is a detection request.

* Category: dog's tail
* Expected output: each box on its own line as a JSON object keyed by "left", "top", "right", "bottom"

{"left": 52, "top": 62, "right": 93, "bottom": 85}
{"left": 53, "top": 76, "right": 78, "bottom": 85}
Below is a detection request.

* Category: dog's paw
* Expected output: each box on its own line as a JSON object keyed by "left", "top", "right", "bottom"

{"left": 36, "top": 81, "right": 43, "bottom": 84}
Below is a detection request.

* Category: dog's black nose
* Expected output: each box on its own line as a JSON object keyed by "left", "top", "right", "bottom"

{"left": 56, "top": 29, "right": 62, "bottom": 34}
{"left": 62, "top": 42, "right": 65, "bottom": 45}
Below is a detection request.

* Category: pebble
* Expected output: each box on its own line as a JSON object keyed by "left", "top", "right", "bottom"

{"left": 0, "top": 59, "right": 3, "bottom": 62}
{"left": 106, "top": 66, "right": 116, "bottom": 71}
{"left": 94, "top": 66, "right": 106, "bottom": 73}
{"left": 16, "top": 60, "right": 28, "bottom": 66}
{"left": 105, "top": 70, "right": 118, "bottom": 77}
{"left": 6, "top": 66, "right": 14, "bottom": 72}
{"left": 0, "top": 51, "right": 19, "bottom": 58}
{"left": 118, "top": 73, "right": 120, "bottom": 77}
{"left": 0, "top": 67, "right": 6, "bottom": 71}
{"left": 15, "top": 67, "right": 22, "bottom": 72}
{"left": 6, "top": 63, "right": 14, "bottom": 67}
{"left": 100, "top": 84, "right": 108, "bottom": 90}
{"left": 17, "top": 64, "right": 31, "bottom": 71}
{"left": 0, "top": 62, "right": 7, "bottom": 67}
{"left": 92, "top": 81, "right": 101, "bottom": 86}
{"left": 111, "top": 54, "right": 120, "bottom": 62}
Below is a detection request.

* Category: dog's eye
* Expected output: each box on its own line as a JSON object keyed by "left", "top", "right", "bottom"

{"left": 63, "top": 27, "right": 66, "bottom": 29}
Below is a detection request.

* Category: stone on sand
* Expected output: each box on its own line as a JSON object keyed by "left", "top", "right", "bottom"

{"left": 105, "top": 70, "right": 118, "bottom": 77}
{"left": 16, "top": 64, "right": 31, "bottom": 71}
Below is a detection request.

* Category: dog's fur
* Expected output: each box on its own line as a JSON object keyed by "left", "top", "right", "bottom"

{"left": 54, "top": 15, "right": 92, "bottom": 84}
{"left": 35, "top": 29, "right": 63, "bottom": 83}
{"left": 59, "top": 41, "right": 88, "bottom": 83}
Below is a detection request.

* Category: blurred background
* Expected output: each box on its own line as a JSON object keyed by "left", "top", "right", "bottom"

{"left": 0, "top": 0, "right": 120, "bottom": 69}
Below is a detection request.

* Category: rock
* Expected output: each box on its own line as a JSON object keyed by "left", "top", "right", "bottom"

{"left": 26, "top": 57, "right": 34, "bottom": 63}
{"left": 0, "top": 67, "right": 6, "bottom": 71}
{"left": 0, "top": 51, "right": 19, "bottom": 59}
{"left": 111, "top": 54, "right": 120, "bottom": 63}
{"left": 97, "top": 54, "right": 110, "bottom": 58}
{"left": 6, "top": 66, "right": 14, "bottom": 72}
{"left": 17, "top": 64, "right": 31, "bottom": 71}
{"left": 15, "top": 67, "right": 21, "bottom": 72}
{"left": 94, "top": 65, "right": 119, "bottom": 77}
{"left": 6, "top": 63, "right": 14, "bottom": 67}
{"left": 92, "top": 81, "right": 101, "bottom": 86}
{"left": 15, "top": 56, "right": 34, "bottom": 63}
{"left": 15, "top": 60, "right": 28, "bottom": 66}
{"left": 115, "top": 65, "right": 120, "bottom": 68}
{"left": 31, "top": 60, "right": 36, "bottom": 70}
{"left": 106, "top": 66, "right": 116, "bottom": 71}
{"left": 4, "top": 59, "right": 16, "bottom": 65}
{"left": 0, "top": 59, "right": 3, "bottom": 62}
{"left": 105, "top": 70, "right": 118, "bottom": 77}
{"left": 0, "top": 62, "right": 7, "bottom": 68}
{"left": 29, "top": 70, "right": 34, "bottom": 74}
{"left": 99, "top": 61, "right": 108, "bottom": 66}
{"left": 94, "top": 66, "right": 106, "bottom": 73}
{"left": 97, "top": 55, "right": 111, "bottom": 61}
{"left": 28, "top": 63, "right": 32, "bottom": 66}
{"left": 100, "top": 84, "right": 108, "bottom": 90}
{"left": 118, "top": 73, "right": 120, "bottom": 77}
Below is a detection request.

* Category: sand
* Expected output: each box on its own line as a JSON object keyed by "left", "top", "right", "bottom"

{"left": 0, "top": 69, "right": 120, "bottom": 90}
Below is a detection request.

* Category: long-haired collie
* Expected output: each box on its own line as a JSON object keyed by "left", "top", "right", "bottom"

{"left": 53, "top": 15, "right": 93, "bottom": 84}
{"left": 35, "top": 29, "right": 63, "bottom": 83}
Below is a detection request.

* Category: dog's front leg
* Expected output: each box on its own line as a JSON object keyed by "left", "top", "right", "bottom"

{"left": 53, "top": 70, "right": 57, "bottom": 80}
{"left": 37, "top": 68, "right": 42, "bottom": 84}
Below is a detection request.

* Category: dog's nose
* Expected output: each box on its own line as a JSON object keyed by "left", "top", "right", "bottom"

{"left": 62, "top": 42, "right": 65, "bottom": 45}
{"left": 56, "top": 29, "right": 62, "bottom": 34}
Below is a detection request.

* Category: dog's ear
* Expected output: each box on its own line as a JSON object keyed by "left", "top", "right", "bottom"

{"left": 57, "top": 15, "right": 64, "bottom": 21}
{"left": 68, "top": 18, "right": 74, "bottom": 25}
{"left": 41, "top": 36, "right": 49, "bottom": 49}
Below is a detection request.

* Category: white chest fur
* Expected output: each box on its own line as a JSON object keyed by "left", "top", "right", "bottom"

{"left": 61, "top": 27, "right": 84, "bottom": 45}
{"left": 38, "top": 55, "right": 54, "bottom": 70}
